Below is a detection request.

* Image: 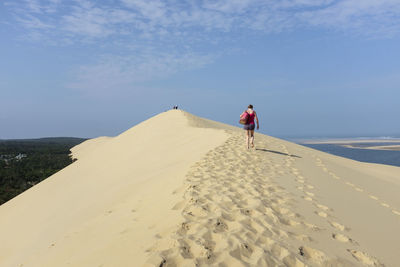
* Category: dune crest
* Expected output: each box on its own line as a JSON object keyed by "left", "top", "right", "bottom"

{"left": 1, "top": 110, "right": 399, "bottom": 267}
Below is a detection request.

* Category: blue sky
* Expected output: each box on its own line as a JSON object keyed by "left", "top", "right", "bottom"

{"left": 1, "top": 0, "right": 400, "bottom": 139}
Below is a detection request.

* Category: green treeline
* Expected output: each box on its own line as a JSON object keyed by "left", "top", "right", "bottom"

{"left": 0, "top": 137, "right": 87, "bottom": 205}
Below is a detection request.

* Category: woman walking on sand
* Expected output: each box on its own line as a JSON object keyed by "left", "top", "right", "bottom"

{"left": 241, "top": 104, "right": 259, "bottom": 149}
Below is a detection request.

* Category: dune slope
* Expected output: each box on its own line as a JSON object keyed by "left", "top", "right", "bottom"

{"left": 1, "top": 110, "right": 399, "bottom": 267}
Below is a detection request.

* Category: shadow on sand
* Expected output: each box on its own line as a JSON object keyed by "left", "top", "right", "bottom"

{"left": 255, "top": 148, "right": 301, "bottom": 158}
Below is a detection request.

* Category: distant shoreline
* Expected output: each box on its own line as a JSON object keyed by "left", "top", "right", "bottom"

{"left": 299, "top": 139, "right": 400, "bottom": 145}
{"left": 301, "top": 140, "right": 400, "bottom": 167}
{"left": 298, "top": 138, "right": 400, "bottom": 151}
{"left": 342, "top": 144, "right": 400, "bottom": 151}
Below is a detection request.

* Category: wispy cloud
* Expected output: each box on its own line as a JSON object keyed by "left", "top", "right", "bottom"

{"left": 15, "top": 14, "right": 53, "bottom": 29}
{"left": 5, "top": 0, "right": 400, "bottom": 93}
{"left": 23, "top": 0, "right": 60, "bottom": 14}
{"left": 8, "top": 0, "right": 400, "bottom": 41}
{"left": 68, "top": 50, "right": 215, "bottom": 94}
{"left": 299, "top": 0, "right": 400, "bottom": 37}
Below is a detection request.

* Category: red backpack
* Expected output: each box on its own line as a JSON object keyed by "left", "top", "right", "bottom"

{"left": 239, "top": 112, "right": 249, "bottom": 124}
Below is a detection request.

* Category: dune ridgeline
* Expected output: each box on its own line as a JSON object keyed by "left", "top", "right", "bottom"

{"left": 0, "top": 110, "right": 399, "bottom": 267}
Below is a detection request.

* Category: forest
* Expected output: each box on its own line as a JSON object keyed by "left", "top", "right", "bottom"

{"left": 0, "top": 137, "right": 86, "bottom": 205}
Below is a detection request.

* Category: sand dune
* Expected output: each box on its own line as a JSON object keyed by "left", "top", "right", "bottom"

{"left": 1, "top": 110, "right": 399, "bottom": 267}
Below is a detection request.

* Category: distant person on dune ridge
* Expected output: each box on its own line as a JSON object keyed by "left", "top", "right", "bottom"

{"left": 240, "top": 104, "right": 259, "bottom": 149}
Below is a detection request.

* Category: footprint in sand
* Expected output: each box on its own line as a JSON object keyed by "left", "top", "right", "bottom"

{"left": 270, "top": 243, "right": 291, "bottom": 261}
{"left": 214, "top": 219, "right": 228, "bottom": 232}
{"left": 240, "top": 208, "right": 254, "bottom": 216}
{"left": 229, "top": 243, "right": 251, "bottom": 262}
{"left": 280, "top": 218, "right": 301, "bottom": 227}
{"left": 299, "top": 246, "right": 328, "bottom": 265}
{"left": 305, "top": 192, "right": 314, "bottom": 197}
{"left": 290, "top": 233, "right": 313, "bottom": 242}
{"left": 329, "top": 221, "right": 347, "bottom": 231}
{"left": 303, "top": 222, "right": 321, "bottom": 231}
{"left": 369, "top": 195, "right": 379, "bottom": 200}
{"left": 315, "top": 204, "right": 330, "bottom": 211}
{"left": 315, "top": 211, "right": 328, "bottom": 218}
{"left": 332, "top": 233, "right": 357, "bottom": 244}
{"left": 392, "top": 210, "right": 400, "bottom": 216}
{"left": 282, "top": 254, "right": 306, "bottom": 267}
{"left": 347, "top": 249, "right": 383, "bottom": 266}
{"left": 380, "top": 202, "right": 390, "bottom": 208}
{"left": 303, "top": 196, "right": 313, "bottom": 201}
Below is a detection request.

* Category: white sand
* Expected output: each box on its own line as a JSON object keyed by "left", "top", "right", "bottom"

{"left": 0, "top": 110, "right": 399, "bottom": 267}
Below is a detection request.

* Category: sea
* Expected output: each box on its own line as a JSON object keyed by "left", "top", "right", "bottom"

{"left": 298, "top": 141, "right": 400, "bottom": 167}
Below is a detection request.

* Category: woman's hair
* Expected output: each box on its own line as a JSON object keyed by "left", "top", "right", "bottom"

{"left": 248, "top": 104, "right": 253, "bottom": 109}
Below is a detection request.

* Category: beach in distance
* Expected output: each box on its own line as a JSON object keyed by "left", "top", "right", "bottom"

{"left": 300, "top": 139, "right": 400, "bottom": 149}
{"left": 0, "top": 110, "right": 399, "bottom": 267}
{"left": 297, "top": 139, "right": 400, "bottom": 167}
{"left": 300, "top": 138, "right": 400, "bottom": 145}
